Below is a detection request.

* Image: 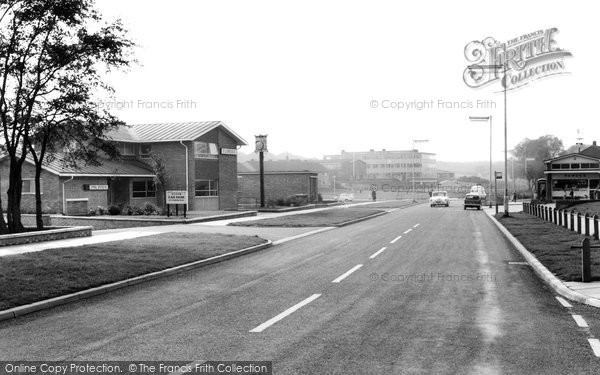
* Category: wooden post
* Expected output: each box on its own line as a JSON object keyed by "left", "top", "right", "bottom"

{"left": 595, "top": 215, "right": 600, "bottom": 241}
{"left": 585, "top": 213, "right": 590, "bottom": 237}
{"left": 582, "top": 237, "right": 591, "bottom": 283}
{"left": 570, "top": 210, "right": 575, "bottom": 231}
{"left": 564, "top": 210, "right": 568, "bottom": 229}
{"left": 553, "top": 208, "right": 557, "bottom": 224}
{"left": 577, "top": 212, "right": 582, "bottom": 234}
{"left": 558, "top": 209, "right": 562, "bottom": 226}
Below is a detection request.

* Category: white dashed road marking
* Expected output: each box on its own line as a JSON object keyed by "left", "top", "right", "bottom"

{"left": 403, "top": 229, "right": 412, "bottom": 234}
{"left": 249, "top": 294, "right": 322, "bottom": 333}
{"left": 555, "top": 296, "right": 573, "bottom": 308}
{"left": 589, "top": 339, "right": 600, "bottom": 357}
{"left": 413, "top": 223, "right": 420, "bottom": 228}
{"left": 390, "top": 235, "right": 402, "bottom": 244}
{"left": 572, "top": 315, "right": 589, "bottom": 328}
{"left": 369, "top": 247, "right": 387, "bottom": 259}
{"left": 332, "top": 265, "right": 363, "bottom": 283}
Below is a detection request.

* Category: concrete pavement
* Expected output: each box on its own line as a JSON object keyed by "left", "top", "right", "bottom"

{"left": 3, "top": 202, "right": 600, "bottom": 373}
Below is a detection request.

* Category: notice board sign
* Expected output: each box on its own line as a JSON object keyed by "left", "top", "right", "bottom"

{"left": 166, "top": 190, "right": 188, "bottom": 205}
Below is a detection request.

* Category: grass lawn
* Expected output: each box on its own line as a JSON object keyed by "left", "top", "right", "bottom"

{"left": 497, "top": 212, "right": 600, "bottom": 282}
{"left": 230, "top": 208, "right": 385, "bottom": 227}
{"left": 0, "top": 233, "right": 267, "bottom": 310}
{"left": 357, "top": 200, "right": 415, "bottom": 209}
{"left": 565, "top": 201, "right": 600, "bottom": 217}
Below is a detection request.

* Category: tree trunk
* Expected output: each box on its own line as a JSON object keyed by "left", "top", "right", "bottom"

{"left": 0, "top": 189, "right": 7, "bottom": 234}
{"left": 34, "top": 164, "right": 44, "bottom": 230}
{"left": 6, "top": 158, "right": 24, "bottom": 233}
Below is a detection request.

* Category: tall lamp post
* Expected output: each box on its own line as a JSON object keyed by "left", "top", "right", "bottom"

{"left": 466, "top": 43, "right": 508, "bottom": 216}
{"left": 469, "top": 115, "right": 493, "bottom": 208}
{"left": 412, "top": 139, "right": 429, "bottom": 203}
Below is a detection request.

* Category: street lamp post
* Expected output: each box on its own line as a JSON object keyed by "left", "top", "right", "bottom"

{"left": 412, "top": 139, "right": 429, "bottom": 203}
{"left": 469, "top": 115, "right": 493, "bottom": 208}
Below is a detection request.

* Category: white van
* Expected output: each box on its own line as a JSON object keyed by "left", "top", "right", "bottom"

{"left": 470, "top": 185, "right": 487, "bottom": 200}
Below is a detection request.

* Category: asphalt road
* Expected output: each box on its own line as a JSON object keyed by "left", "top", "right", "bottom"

{"left": 3, "top": 202, "right": 600, "bottom": 374}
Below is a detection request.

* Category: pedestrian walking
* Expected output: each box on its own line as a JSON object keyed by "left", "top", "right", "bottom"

{"left": 371, "top": 189, "right": 377, "bottom": 201}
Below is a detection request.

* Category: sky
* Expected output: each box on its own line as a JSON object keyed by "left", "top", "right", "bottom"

{"left": 95, "top": 0, "right": 597, "bottom": 162}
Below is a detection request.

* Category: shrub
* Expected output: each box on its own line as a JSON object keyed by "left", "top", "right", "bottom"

{"left": 126, "top": 205, "right": 144, "bottom": 216}
{"left": 97, "top": 206, "right": 107, "bottom": 215}
{"left": 317, "top": 193, "right": 323, "bottom": 203}
{"left": 276, "top": 198, "right": 287, "bottom": 207}
{"left": 142, "top": 202, "right": 160, "bottom": 215}
{"left": 87, "top": 207, "right": 96, "bottom": 216}
{"left": 108, "top": 205, "right": 121, "bottom": 215}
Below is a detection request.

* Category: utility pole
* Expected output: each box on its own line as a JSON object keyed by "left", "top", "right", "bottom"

{"left": 469, "top": 115, "right": 493, "bottom": 208}
{"left": 412, "top": 139, "right": 429, "bottom": 203}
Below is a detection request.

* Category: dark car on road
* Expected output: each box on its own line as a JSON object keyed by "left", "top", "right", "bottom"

{"left": 464, "top": 193, "right": 482, "bottom": 210}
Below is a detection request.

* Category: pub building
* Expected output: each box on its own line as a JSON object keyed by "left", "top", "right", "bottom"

{"left": 543, "top": 142, "right": 600, "bottom": 201}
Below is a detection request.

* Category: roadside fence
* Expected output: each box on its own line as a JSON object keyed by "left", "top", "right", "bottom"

{"left": 522, "top": 202, "right": 599, "bottom": 241}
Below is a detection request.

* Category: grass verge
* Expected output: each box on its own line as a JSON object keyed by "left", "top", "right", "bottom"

{"left": 496, "top": 212, "right": 600, "bottom": 282}
{"left": 230, "top": 208, "right": 385, "bottom": 227}
{"left": 0, "top": 232, "right": 267, "bottom": 310}
{"left": 359, "top": 200, "right": 416, "bottom": 209}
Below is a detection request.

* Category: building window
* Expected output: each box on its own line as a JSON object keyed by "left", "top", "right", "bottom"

{"left": 140, "top": 144, "right": 152, "bottom": 158}
{"left": 194, "top": 141, "right": 218, "bottom": 159}
{"left": 195, "top": 179, "right": 218, "bottom": 196}
{"left": 132, "top": 179, "right": 156, "bottom": 198}
{"left": 22, "top": 179, "right": 41, "bottom": 194}
{"left": 120, "top": 142, "right": 135, "bottom": 155}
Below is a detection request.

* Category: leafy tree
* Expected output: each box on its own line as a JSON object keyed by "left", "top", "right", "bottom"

{"left": 512, "top": 135, "right": 564, "bottom": 190}
{"left": 0, "top": 0, "right": 134, "bottom": 232}
{"left": 148, "top": 152, "right": 171, "bottom": 212}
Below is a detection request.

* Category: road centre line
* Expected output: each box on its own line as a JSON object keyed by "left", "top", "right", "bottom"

{"left": 249, "top": 294, "right": 322, "bottom": 333}
{"left": 572, "top": 315, "right": 589, "bottom": 328}
{"left": 403, "top": 229, "right": 412, "bottom": 234}
{"left": 390, "top": 235, "right": 402, "bottom": 244}
{"left": 413, "top": 223, "right": 420, "bottom": 228}
{"left": 555, "top": 296, "right": 573, "bottom": 308}
{"left": 589, "top": 339, "right": 600, "bottom": 357}
{"left": 369, "top": 247, "right": 387, "bottom": 259}
{"left": 332, "top": 264, "right": 363, "bottom": 283}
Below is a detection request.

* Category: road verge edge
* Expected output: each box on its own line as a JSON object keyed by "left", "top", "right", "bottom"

{"left": 485, "top": 212, "right": 600, "bottom": 308}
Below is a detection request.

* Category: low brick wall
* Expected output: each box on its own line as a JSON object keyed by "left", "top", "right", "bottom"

{"left": 0, "top": 226, "right": 92, "bottom": 247}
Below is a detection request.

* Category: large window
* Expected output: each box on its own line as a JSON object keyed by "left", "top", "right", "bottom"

{"left": 195, "top": 180, "right": 218, "bottom": 196}
{"left": 194, "top": 141, "right": 218, "bottom": 159}
{"left": 140, "top": 144, "right": 152, "bottom": 158}
{"left": 22, "top": 179, "right": 41, "bottom": 194}
{"left": 132, "top": 179, "right": 156, "bottom": 198}
{"left": 119, "top": 142, "right": 135, "bottom": 155}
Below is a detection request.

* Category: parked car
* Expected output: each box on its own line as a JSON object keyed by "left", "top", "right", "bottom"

{"left": 336, "top": 193, "right": 355, "bottom": 202}
{"left": 430, "top": 191, "right": 449, "bottom": 207}
{"left": 464, "top": 193, "right": 482, "bottom": 210}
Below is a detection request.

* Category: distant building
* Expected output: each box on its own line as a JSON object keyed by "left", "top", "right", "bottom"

{"left": 543, "top": 141, "right": 600, "bottom": 201}
{"left": 323, "top": 149, "right": 437, "bottom": 185}
{"left": 319, "top": 159, "right": 367, "bottom": 187}
{"left": 436, "top": 169, "right": 455, "bottom": 181}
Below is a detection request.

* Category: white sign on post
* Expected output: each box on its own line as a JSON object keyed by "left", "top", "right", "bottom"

{"left": 166, "top": 190, "right": 188, "bottom": 205}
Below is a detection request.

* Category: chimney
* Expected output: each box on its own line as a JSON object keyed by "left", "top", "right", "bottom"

{"left": 594, "top": 141, "right": 597, "bottom": 146}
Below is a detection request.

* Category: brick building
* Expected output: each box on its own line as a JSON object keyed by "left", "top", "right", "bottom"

{"left": 237, "top": 160, "right": 322, "bottom": 204}
{"left": 0, "top": 121, "right": 247, "bottom": 214}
